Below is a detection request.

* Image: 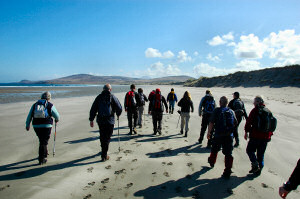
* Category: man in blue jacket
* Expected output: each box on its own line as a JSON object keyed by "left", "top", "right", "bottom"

{"left": 26, "top": 91, "right": 60, "bottom": 165}
{"left": 89, "top": 84, "right": 122, "bottom": 162}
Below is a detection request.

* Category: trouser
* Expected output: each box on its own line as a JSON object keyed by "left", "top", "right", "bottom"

{"left": 246, "top": 138, "right": 268, "bottom": 169}
{"left": 209, "top": 136, "right": 234, "bottom": 171}
{"left": 127, "top": 108, "right": 138, "bottom": 132}
{"left": 233, "top": 116, "right": 242, "bottom": 144}
{"left": 34, "top": 127, "right": 52, "bottom": 162}
{"left": 98, "top": 124, "right": 114, "bottom": 159}
{"left": 152, "top": 111, "right": 163, "bottom": 134}
{"left": 169, "top": 101, "right": 175, "bottom": 114}
{"left": 180, "top": 112, "right": 190, "bottom": 132}
{"left": 200, "top": 113, "right": 213, "bottom": 145}
{"left": 137, "top": 106, "right": 144, "bottom": 126}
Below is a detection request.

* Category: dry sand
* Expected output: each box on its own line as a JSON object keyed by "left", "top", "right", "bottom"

{"left": 0, "top": 85, "right": 300, "bottom": 199}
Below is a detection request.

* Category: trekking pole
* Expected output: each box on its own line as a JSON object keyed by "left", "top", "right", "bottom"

{"left": 176, "top": 114, "right": 181, "bottom": 128}
{"left": 53, "top": 122, "right": 57, "bottom": 157}
{"left": 117, "top": 117, "right": 121, "bottom": 152}
{"left": 144, "top": 109, "right": 145, "bottom": 126}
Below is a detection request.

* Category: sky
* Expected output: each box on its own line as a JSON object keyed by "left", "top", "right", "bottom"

{"left": 0, "top": 0, "right": 300, "bottom": 82}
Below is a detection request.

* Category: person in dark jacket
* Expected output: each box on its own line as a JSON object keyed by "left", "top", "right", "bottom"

{"left": 198, "top": 90, "right": 216, "bottom": 148}
{"left": 279, "top": 158, "right": 300, "bottom": 198}
{"left": 178, "top": 91, "right": 194, "bottom": 137}
{"left": 244, "top": 95, "right": 273, "bottom": 175}
{"left": 26, "top": 91, "right": 60, "bottom": 165}
{"left": 89, "top": 84, "right": 122, "bottom": 162}
{"left": 148, "top": 88, "right": 168, "bottom": 135}
{"left": 137, "top": 88, "right": 148, "bottom": 128}
{"left": 167, "top": 88, "right": 178, "bottom": 114}
{"left": 124, "top": 84, "right": 140, "bottom": 135}
{"left": 228, "top": 91, "right": 248, "bottom": 147}
{"left": 207, "top": 96, "right": 237, "bottom": 178}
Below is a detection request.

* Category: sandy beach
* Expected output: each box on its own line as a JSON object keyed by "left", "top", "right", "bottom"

{"left": 0, "top": 85, "right": 300, "bottom": 199}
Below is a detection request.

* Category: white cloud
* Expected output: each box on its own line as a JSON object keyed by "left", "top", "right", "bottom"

{"left": 134, "top": 62, "right": 182, "bottom": 77}
{"left": 207, "top": 53, "right": 221, "bottom": 62}
{"left": 193, "top": 63, "right": 230, "bottom": 77}
{"left": 208, "top": 32, "right": 234, "bottom": 46}
{"left": 177, "top": 50, "right": 192, "bottom": 62}
{"left": 234, "top": 34, "right": 267, "bottom": 59}
{"left": 145, "top": 48, "right": 175, "bottom": 59}
{"left": 194, "top": 51, "right": 199, "bottom": 56}
{"left": 236, "top": 60, "right": 261, "bottom": 71}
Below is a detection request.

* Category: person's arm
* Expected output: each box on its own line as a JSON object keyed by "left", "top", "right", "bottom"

{"left": 175, "top": 94, "right": 178, "bottom": 102}
{"left": 144, "top": 94, "right": 148, "bottom": 102}
{"left": 112, "top": 95, "right": 123, "bottom": 117}
{"left": 25, "top": 104, "right": 35, "bottom": 131}
{"left": 279, "top": 159, "right": 300, "bottom": 198}
{"left": 148, "top": 97, "right": 153, "bottom": 114}
{"left": 244, "top": 108, "right": 255, "bottom": 140}
{"left": 207, "top": 109, "right": 216, "bottom": 139}
{"left": 191, "top": 100, "right": 194, "bottom": 112}
{"left": 162, "top": 96, "right": 168, "bottom": 113}
{"left": 178, "top": 99, "right": 182, "bottom": 107}
{"left": 242, "top": 102, "right": 248, "bottom": 119}
{"left": 198, "top": 97, "right": 205, "bottom": 116}
{"left": 228, "top": 100, "right": 234, "bottom": 110}
{"left": 124, "top": 93, "right": 128, "bottom": 111}
{"left": 89, "top": 96, "right": 99, "bottom": 127}
{"left": 51, "top": 105, "right": 60, "bottom": 123}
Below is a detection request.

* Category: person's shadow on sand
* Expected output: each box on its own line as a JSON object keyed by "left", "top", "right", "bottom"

{"left": 0, "top": 153, "right": 101, "bottom": 181}
{"left": 146, "top": 143, "right": 209, "bottom": 158}
{"left": 134, "top": 166, "right": 256, "bottom": 199}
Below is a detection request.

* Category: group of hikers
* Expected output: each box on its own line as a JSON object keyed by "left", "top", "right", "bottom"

{"left": 25, "top": 84, "right": 299, "bottom": 198}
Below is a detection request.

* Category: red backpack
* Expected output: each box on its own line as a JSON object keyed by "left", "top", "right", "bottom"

{"left": 126, "top": 91, "right": 136, "bottom": 108}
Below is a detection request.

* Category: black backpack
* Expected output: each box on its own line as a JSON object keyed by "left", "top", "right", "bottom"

{"left": 233, "top": 99, "right": 244, "bottom": 118}
{"left": 257, "top": 107, "right": 277, "bottom": 133}
{"left": 215, "top": 107, "right": 235, "bottom": 136}
{"left": 98, "top": 95, "right": 113, "bottom": 117}
{"left": 139, "top": 93, "right": 145, "bottom": 106}
{"left": 204, "top": 96, "right": 215, "bottom": 113}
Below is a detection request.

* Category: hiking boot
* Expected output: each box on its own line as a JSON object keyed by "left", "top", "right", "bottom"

{"left": 180, "top": 130, "right": 183, "bottom": 134}
{"left": 39, "top": 158, "right": 47, "bottom": 165}
{"left": 102, "top": 155, "right": 110, "bottom": 162}
{"left": 184, "top": 131, "right": 188, "bottom": 137}
{"left": 139, "top": 125, "right": 142, "bottom": 128}
{"left": 208, "top": 157, "right": 214, "bottom": 168}
{"left": 221, "top": 169, "right": 232, "bottom": 179}
{"left": 158, "top": 129, "right": 162, "bottom": 135}
{"left": 128, "top": 131, "right": 133, "bottom": 135}
{"left": 133, "top": 128, "right": 137, "bottom": 134}
{"left": 198, "top": 137, "right": 203, "bottom": 144}
{"left": 249, "top": 163, "right": 260, "bottom": 174}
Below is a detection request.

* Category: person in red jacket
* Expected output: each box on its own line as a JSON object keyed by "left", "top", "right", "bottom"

{"left": 244, "top": 95, "right": 273, "bottom": 175}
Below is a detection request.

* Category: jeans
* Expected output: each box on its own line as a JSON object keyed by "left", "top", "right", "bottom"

{"left": 34, "top": 128, "right": 52, "bottom": 162}
{"left": 137, "top": 106, "right": 144, "bottom": 126}
{"left": 180, "top": 112, "right": 190, "bottom": 132}
{"left": 246, "top": 138, "right": 268, "bottom": 169}
{"left": 127, "top": 108, "right": 138, "bottom": 132}
{"left": 152, "top": 111, "right": 163, "bottom": 134}
{"left": 98, "top": 124, "right": 114, "bottom": 159}
{"left": 233, "top": 116, "right": 242, "bottom": 144}
{"left": 169, "top": 101, "right": 175, "bottom": 114}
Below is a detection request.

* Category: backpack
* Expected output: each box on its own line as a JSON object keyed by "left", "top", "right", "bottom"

{"left": 204, "top": 96, "right": 215, "bottom": 113}
{"left": 257, "top": 107, "right": 277, "bottom": 133}
{"left": 126, "top": 91, "right": 136, "bottom": 108}
{"left": 98, "top": 95, "right": 112, "bottom": 117}
{"left": 233, "top": 99, "right": 244, "bottom": 118}
{"left": 33, "top": 100, "right": 50, "bottom": 118}
{"left": 215, "top": 107, "right": 235, "bottom": 136}
{"left": 139, "top": 93, "right": 145, "bottom": 106}
{"left": 153, "top": 94, "right": 163, "bottom": 111}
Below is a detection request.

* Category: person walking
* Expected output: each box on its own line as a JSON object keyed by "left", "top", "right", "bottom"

{"left": 198, "top": 90, "right": 216, "bottom": 148}
{"left": 178, "top": 91, "right": 194, "bottom": 137}
{"left": 279, "top": 158, "right": 300, "bottom": 198}
{"left": 207, "top": 96, "right": 237, "bottom": 178}
{"left": 89, "top": 84, "right": 122, "bottom": 162}
{"left": 244, "top": 95, "right": 275, "bottom": 175}
{"left": 137, "top": 88, "right": 148, "bottom": 128}
{"left": 124, "top": 84, "right": 140, "bottom": 135}
{"left": 167, "top": 88, "right": 178, "bottom": 114}
{"left": 148, "top": 88, "right": 168, "bottom": 135}
{"left": 26, "top": 91, "right": 60, "bottom": 165}
{"left": 228, "top": 91, "right": 248, "bottom": 147}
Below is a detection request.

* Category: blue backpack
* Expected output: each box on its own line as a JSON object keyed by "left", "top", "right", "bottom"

{"left": 204, "top": 96, "right": 215, "bottom": 113}
{"left": 98, "top": 95, "right": 112, "bottom": 117}
{"left": 215, "top": 107, "right": 235, "bottom": 136}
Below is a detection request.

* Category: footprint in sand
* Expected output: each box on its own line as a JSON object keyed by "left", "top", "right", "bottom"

{"left": 163, "top": 172, "right": 170, "bottom": 177}
{"left": 187, "top": 162, "right": 193, "bottom": 167}
{"left": 152, "top": 172, "right": 157, "bottom": 175}
{"left": 124, "top": 150, "right": 133, "bottom": 154}
{"left": 101, "top": 178, "right": 110, "bottom": 184}
{"left": 125, "top": 183, "right": 133, "bottom": 189}
{"left": 87, "top": 167, "right": 94, "bottom": 173}
{"left": 162, "top": 162, "right": 166, "bottom": 165}
{"left": 261, "top": 183, "right": 273, "bottom": 190}
{"left": 88, "top": 182, "right": 95, "bottom": 186}
{"left": 116, "top": 157, "right": 122, "bottom": 161}
{"left": 115, "top": 169, "right": 126, "bottom": 175}
{"left": 0, "top": 185, "right": 10, "bottom": 191}
{"left": 105, "top": 165, "right": 112, "bottom": 169}
{"left": 83, "top": 194, "right": 91, "bottom": 199}
{"left": 268, "top": 169, "right": 278, "bottom": 176}
{"left": 167, "top": 162, "right": 173, "bottom": 166}
{"left": 185, "top": 153, "right": 190, "bottom": 156}
{"left": 136, "top": 144, "right": 141, "bottom": 147}
{"left": 99, "top": 186, "right": 107, "bottom": 191}
{"left": 132, "top": 159, "right": 138, "bottom": 162}
{"left": 159, "top": 147, "right": 165, "bottom": 150}
{"left": 152, "top": 142, "right": 156, "bottom": 144}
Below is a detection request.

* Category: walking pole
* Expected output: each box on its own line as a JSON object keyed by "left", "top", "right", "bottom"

{"left": 176, "top": 110, "right": 181, "bottom": 129}
{"left": 117, "top": 117, "right": 121, "bottom": 152}
{"left": 53, "top": 122, "right": 57, "bottom": 157}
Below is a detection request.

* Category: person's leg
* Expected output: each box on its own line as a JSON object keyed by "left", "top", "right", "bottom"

{"left": 34, "top": 128, "right": 51, "bottom": 164}
{"left": 199, "top": 114, "right": 209, "bottom": 143}
{"left": 222, "top": 137, "right": 234, "bottom": 177}
{"left": 137, "top": 107, "right": 142, "bottom": 126}
{"left": 99, "top": 124, "right": 114, "bottom": 160}
{"left": 157, "top": 112, "right": 163, "bottom": 134}
{"left": 208, "top": 137, "right": 221, "bottom": 167}
{"left": 257, "top": 140, "right": 268, "bottom": 170}
{"left": 185, "top": 113, "right": 190, "bottom": 137}
{"left": 233, "top": 117, "right": 242, "bottom": 147}
{"left": 180, "top": 113, "right": 185, "bottom": 134}
{"left": 133, "top": 109, "right": 138, "bottom": 128}
{"left": 127, "top": 109, "right": 133, "bottom": 134}
{"left": 152, "top": 112, "right": 158, "bottom": 134}
{"left": 246, "top": 139, "right": 260, "bottom": 173}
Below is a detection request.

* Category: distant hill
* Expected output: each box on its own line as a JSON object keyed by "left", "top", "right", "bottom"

{"left": 18, "top": 74, "right": 194, "bottom": 85}
{"left": 184, "top": 65, "right": 300, "bottom": 88}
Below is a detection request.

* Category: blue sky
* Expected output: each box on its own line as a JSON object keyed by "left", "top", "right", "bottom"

{"left": 0, "top": 0, "right": 300, "bottom": 82}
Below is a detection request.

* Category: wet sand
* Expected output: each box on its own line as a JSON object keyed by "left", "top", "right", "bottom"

{"left": 0, "top": 85, "right": 300, "bottom": 199}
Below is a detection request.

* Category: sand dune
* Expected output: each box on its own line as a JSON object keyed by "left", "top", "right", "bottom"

{"left": 0, "top": 85, "right": 299, "bottom": 199}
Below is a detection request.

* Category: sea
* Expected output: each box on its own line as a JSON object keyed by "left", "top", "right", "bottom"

{"left": 0, "top": 84, "right": 134, "bottom": 104}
